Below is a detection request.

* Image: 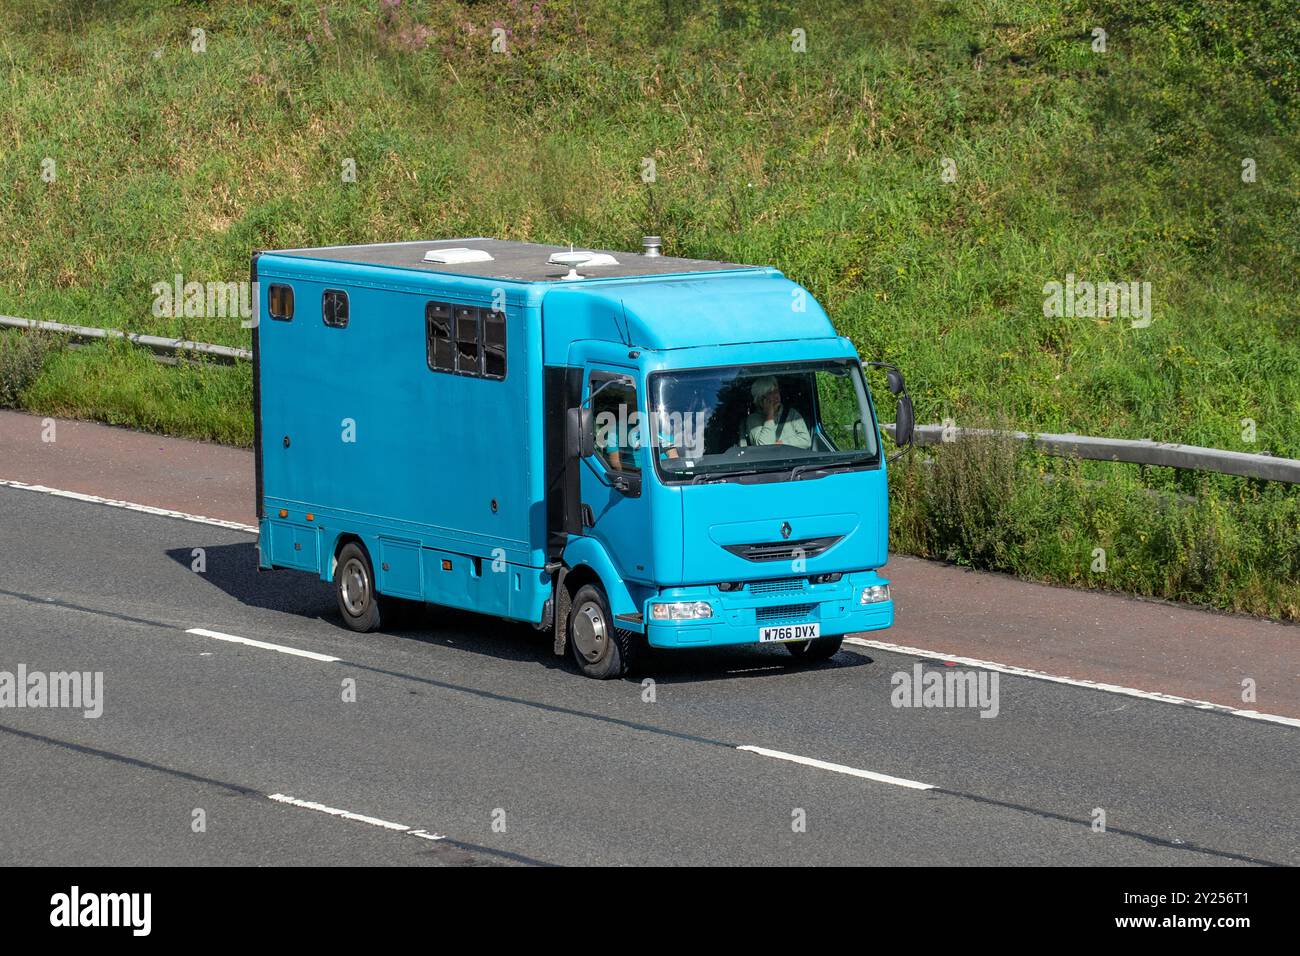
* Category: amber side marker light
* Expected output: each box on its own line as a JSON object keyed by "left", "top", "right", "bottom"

{"left": 278, "top": 509, "right": 288, "bottom": 518}
{"left": 442, "top": 559, "right": 453, "bottom": 571}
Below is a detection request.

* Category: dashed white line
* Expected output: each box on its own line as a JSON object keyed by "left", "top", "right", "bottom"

{"left": 844, "top": 637, "right": 1300, "bottom": 729}
{"left": 186, "top": 627, "right": 340, "bottom": 663}
{"left": 737, "top": 745, "right": 935, "bottom": 790}
{"left": 6, "top": 476, "right": 1297, "bottom": 731}
{"left": 0, "top": 478, "right": 259, "bottom": 533}
{"left": 408, "top": 830, "right": 446, "bottom": 841}
{"left": 268, "top": 793, "right": 445, "bottom": 840}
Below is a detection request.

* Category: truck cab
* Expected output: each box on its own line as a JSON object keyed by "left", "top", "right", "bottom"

{"left": 546, "top": 268, "right": 911, "bottom": 676}
{"left": 251, "top": 238, "right": 912, "bottom": 678}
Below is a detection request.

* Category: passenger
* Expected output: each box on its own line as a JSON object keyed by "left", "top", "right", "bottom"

{"left": 741, "top": 376, "right": 811, "bottom": 448}
{"left": 605, "top": 414, "right": 681, "bottom": 471}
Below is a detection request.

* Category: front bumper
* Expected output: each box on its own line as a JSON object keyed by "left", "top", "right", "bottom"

{"left": 643, "top": 570, "right": 893, "bottom": 649}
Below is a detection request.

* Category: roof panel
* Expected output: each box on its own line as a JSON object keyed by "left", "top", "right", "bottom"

{"left": 269, "top": 238, "right": 757, "bottom": 283}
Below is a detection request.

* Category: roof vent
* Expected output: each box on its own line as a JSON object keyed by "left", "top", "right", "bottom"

{"left": 547, "top": 248, "right": 619, "bottom": 280}
{"left": 423, "top": 247, "right": 494, "bottom": 264}
{"left": 642, "top": 236, "right": 662, "bottom": 257}
{"left": 550, "top": 250, "right": 594, "bottom": 281}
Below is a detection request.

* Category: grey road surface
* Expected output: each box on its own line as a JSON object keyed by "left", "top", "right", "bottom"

{"left": 0, "top": 487, "right": 1296, "bottom": 866}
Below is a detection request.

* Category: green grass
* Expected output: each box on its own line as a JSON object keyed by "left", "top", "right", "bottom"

{"left": 890, "top": 428, "right": 1300, "bottom": 620}
{"left": 0, "top": 0, "right": 1297, "bottom": 615}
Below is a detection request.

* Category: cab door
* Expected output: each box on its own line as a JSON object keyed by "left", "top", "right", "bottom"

{"left": 579, "top": 363, "right": 655, "bottom": 586}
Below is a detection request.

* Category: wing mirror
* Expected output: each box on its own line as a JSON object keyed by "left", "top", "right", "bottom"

{"left": 894, "top": 393, "right": 914, "bottom": 452}
{"left": 865, "top": 362, "right": 915, "bottom": 461}
{"left": 566, "top": 406, "right": 594, "bottom": 459}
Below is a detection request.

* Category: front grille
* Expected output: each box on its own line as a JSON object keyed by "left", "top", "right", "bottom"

{"left": 723, "top": 536, "right": 841, "bottom": 562}
{"left": 748, "top": 577, "right": 806, "bottom": 595}
{"left": 755, "top": 603, "right": 818, "bottom": 625}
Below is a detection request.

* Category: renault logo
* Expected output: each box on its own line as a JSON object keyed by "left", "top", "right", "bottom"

{"left": 780, "top": 521, "right": 792, "bottom": 540}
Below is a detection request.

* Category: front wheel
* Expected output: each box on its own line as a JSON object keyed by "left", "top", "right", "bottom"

{"left": 568, "top": 583, "right": 636, "bottom": 679}
{"left": 785, "top": 635, "right": 843, "bottom": 663}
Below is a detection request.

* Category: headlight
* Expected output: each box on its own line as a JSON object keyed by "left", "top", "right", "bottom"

{"left": 650, "top": 601, "right": 714, "bottom": 620}
{"left": 859, "top": 584, "right": 891, "bottom": 604}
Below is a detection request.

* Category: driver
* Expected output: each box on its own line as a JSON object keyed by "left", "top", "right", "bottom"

{"left": 740, "top": 376, "right": 811, "bottom": 449}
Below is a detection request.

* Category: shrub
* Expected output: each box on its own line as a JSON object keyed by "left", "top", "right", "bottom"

{"left": 0, "top": 330, "right": 60, "bottom": 407}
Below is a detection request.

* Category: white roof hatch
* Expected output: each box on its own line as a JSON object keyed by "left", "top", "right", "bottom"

{"left": 423, "top": 247, "right": 495, "bottom": 264}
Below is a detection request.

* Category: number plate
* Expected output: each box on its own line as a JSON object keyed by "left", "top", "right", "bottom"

{"left": 758, "top": 622, "right": 821, "bottom": 643}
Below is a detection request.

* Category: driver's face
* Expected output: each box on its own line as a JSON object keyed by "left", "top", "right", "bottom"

{"left": 761, "top": 386, "right": 781, "bottom": 407}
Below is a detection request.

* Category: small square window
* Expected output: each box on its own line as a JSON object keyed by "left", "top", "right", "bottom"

{"left": 455, "top": 306, "right": 480, "bottom": 374}
{"left": 322, "top": 289, "right": 349, "bottom": 328}
{"left": 268, "top": 284, "right": 294, "bottom": 321}
{"left": 426, "top": 302, "right": 454, "bottom": 372}
{"left": 483, "top": 309, "right": 506, "bottom": 379}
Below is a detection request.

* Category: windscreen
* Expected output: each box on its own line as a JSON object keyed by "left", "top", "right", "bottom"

{"left": 646, "top": 359, "right": 880, "bottom": 483}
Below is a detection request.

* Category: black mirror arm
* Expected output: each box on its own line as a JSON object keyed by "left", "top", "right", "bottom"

{"left": 583, "top": 376, "right": 628, "bottom": 409}
{"left": 864, "top": 361, "right": 906, "bottom": 396}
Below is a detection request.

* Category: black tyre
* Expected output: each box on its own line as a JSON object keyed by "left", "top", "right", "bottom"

{"left": 334, "top": 541, "right": 383, "bottom": 633}
{"left": 568, "top": 583, "right": 636, "bottom": 679}
{"left": 785, "top": 634, "right": 843, "bottom": 663}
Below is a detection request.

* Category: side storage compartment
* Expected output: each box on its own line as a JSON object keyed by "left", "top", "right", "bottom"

{"left": 269, "top": 521, "right": 319, "bottom": 572}
{"left": 377, "top": 537, "right": 424, "bottom": 600}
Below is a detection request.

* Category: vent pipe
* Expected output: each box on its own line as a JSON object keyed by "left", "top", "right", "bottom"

{"left": 642, "top": 236, "right": 662, "bottom": 257}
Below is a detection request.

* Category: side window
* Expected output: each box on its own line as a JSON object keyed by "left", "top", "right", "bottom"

{"left": 268, "top": 284, "right": 294, "bottom": 322}
{"left": 591, "top": 377, "right": 641, "bottom": 474}
{"left": 455, "top": 305, "right": 480, "bottom": 374}
{"left": 322, "top": 289, "right": 349, "bottom": 328}
{"left": 426, "top": 302, "right": 454, "bottom": 372}
{"left": 813, "top": 367, "right": 876, "bottom": 455}
{"left": 424, "top": 300, "right": 506, "bottom": 380}
{"left": 483, "top": 309, "right": 507, "bottom": 379}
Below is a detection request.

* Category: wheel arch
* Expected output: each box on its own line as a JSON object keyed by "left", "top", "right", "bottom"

{"left": 325, "top": 531, "right": 366, "bottom": 581}
{"left": 559, "top": 536, "right": 641, "bottom": 620}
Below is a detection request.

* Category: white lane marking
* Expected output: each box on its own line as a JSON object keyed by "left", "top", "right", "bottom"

{"left": 186, "top": 627, "right": 340, "bottom": 663}
{"left": 8, "top": 478, "right": 1296, "bottom": 732}
{"left": 845, "top": 637, "right": 1300, "bottom": 730}
{"left": 0, "top": 478, "right": 259, "bottom": 533}
{"left": 268, "top": 794, "right": 445, "bottom": 840}
{"left": 409, "top": 830, "right": 446, "bottom": 841}
{"left": 737, "top": 745, "right": 934, "bottom": 790}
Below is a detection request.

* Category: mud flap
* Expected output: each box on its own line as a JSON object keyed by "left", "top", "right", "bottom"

{"left": 552, "top": 567, "right": 570, "bottom": 656}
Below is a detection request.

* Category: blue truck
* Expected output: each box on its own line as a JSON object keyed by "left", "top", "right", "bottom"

{"left": 251, "top": 238, "right": 913, "bottom": 678}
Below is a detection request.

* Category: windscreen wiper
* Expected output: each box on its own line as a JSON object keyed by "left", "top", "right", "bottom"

{"left": 789, "top": 459, "right": 869, "bottom": 481}
{"left": 689, "top": 468, "right": 776, "bottom": 484}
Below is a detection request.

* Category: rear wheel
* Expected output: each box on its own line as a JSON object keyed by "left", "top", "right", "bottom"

{"left": 568, "top": 583, "right": 636, "bottom": 679}
{"left": 785, "top": 635, "right": 843, "bottom": 663}
{"left": 334, "top": 541, "right": 383, "bottom": 633}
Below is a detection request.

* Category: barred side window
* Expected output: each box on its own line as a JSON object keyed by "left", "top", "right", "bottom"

{"left": 455, "top": 305, "right": 480, "bottom": 374}
{"left": 322, "top": 289, "right": 349, "bottom": 328}
{"left": 483, "top": 309, "right": 506, "bottom": 380}
{"left": 424, "top": 300, "right": 505, "bottom": 380}
{"left": 426, "top": 302, "right": 454, "bottom": 372}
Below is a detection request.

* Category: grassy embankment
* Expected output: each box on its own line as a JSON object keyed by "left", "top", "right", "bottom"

{"left": 1, "top": 0, "right": 1296, "bottom": 616}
